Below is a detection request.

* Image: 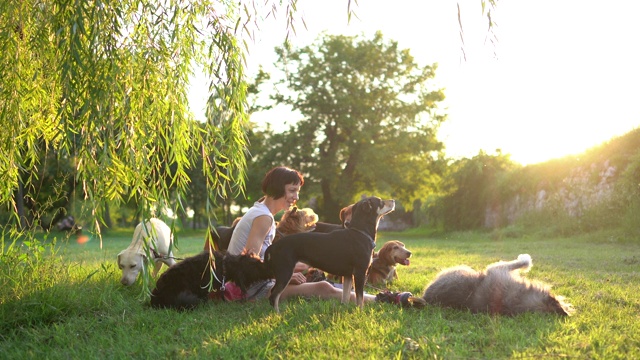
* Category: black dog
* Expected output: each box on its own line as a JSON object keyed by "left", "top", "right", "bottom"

{"left": 205, "top": 225, "right": 235, "bottom": 252}
{"left": 264, "top": 197, "right": 395, "bottom": 312}
{"left": 312, "top": 222, "right": 344, "bottom": 233}
{"left": 150, "top": 251, "right": 272, "bottom": 310}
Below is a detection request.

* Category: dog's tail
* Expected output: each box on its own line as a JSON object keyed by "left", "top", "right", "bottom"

{"left": 486, "top": 254, "right": 533, "bottom": 274}
{"left": 515, "top": 254, "right": 532, "bottom": 272}
{"left": 506, "top": 254, "right": 533, "bottom": 272}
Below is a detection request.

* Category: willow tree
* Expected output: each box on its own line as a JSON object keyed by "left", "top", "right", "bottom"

{"left": 264, "top": 32, "right": 447, "bottom": 222}
{"left": 0, "top": 1, "right": 310, "bottom": 240}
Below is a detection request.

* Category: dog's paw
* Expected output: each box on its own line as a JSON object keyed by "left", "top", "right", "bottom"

{"left": 554, "top": 295, "right": 575, "bottom": 316}
{"left": 375, "top": 291, "right": 426, "bottom": 309}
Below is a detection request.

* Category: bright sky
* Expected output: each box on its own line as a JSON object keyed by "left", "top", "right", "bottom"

{"left": 189, "top": 0, "right": 640, "bottom": 165}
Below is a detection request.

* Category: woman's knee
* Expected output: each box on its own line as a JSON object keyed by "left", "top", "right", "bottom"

{"left": 283, "top": 281, "right": 339, "bottom": 299}
{"left": 310, "top": 281, "right": 342, "bottom": 297}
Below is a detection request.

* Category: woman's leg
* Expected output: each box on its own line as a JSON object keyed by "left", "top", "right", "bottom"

{"left": 276, "top": 281, "right": 387, "bottom": 303}
{"left": 279, "top": 281, "right": 343, "bottom": 301}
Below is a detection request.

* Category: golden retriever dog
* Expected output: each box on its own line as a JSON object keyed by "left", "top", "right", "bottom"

{"left": 367, "top": 240, "right": 412, "bottom": 286}
{"left": 421, "top": 254, "right": 574, "bottom": 316}
{"left": 273, "top": 207, "right": 319, "bottom": 242}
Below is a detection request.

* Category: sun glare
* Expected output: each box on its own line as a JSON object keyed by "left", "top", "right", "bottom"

{"left": 188, "top": 0, "right": 640, "bottom": 166}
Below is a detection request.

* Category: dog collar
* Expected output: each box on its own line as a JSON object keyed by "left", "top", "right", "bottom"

{"left": 350, "top": 228, "right": 375, "bottom": 248}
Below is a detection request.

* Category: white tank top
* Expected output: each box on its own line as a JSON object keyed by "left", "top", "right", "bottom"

{"left": 227, "top": 201, "right": 274, "bottom": 260}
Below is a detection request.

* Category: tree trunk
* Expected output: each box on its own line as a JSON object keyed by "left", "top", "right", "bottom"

{"left": 15, "top": 180, "right": 27, "bottom": 230}
{"left": 103, "top": 203, "right": 112, "bottom": 228}
{"left": 320, "top": 178, "right": 341, "bottom": 223}
{"left": 224, "top": 196, "right": 233, "bottom": 225}
{"left": 191, "top": 207, "right": 198, "bottom": 230}
{"left": 177, "top": 208, "right": 187, "bottom": 231}
{"left": 412, "top": 199, "right": 422, "bottom": 227}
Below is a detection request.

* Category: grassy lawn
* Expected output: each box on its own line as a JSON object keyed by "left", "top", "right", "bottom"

{"left": 1, "top": 227, "right": 639, "bottom": 359}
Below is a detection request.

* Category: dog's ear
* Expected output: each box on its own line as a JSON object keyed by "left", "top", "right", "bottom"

{"left": 291, "top": 207, "right": 298, "bottom": 214}
{"left": 339, "top": 205, "right": 353, "bottom": 227}
{"left": 379, "top": 243, "right": 393, "bottom": 262}
{"left": 339, "top": 207, "right": 347, "bottom": 222}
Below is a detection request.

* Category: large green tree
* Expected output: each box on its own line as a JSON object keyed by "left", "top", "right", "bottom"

{"left": 262, "top": 32, "right": 446, "bottom": 221}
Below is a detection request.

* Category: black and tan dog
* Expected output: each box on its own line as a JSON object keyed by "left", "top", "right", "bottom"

{"left": 265, "top": 196, "right": 395, "bottom": 313}
{"left": 150, "top": 251, "right": 273, "bottom": 310}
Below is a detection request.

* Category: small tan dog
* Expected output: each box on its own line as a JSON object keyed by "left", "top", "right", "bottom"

{"left": 117, "top": 218, "right": 176, "bottom": 286}
{"left": 367, "top": 240, "right": 412, "bottom": 286}
{"left": 273, "top": 207, "right": 319, "bottom": 242}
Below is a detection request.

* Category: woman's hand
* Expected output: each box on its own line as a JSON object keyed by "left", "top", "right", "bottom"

{"left": 288, "top": 272, "right": 307, "bottom": 285}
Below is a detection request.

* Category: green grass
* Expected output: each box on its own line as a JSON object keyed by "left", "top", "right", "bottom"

{"left": 1, "top": 227, "right": 639, "bottom": 359}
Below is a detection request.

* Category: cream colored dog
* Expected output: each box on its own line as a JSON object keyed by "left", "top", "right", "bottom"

{"left": 117, "top": 218, "right": 176, "bottom": 286}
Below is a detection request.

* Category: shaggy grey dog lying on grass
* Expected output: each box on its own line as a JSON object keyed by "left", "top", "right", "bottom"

{"left": 422, "top": 254, "right": 574, "bottom": 316}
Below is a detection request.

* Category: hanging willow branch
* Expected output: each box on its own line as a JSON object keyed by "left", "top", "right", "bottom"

{"left": 0, "top": 0, "right": 300, "bottom": 240}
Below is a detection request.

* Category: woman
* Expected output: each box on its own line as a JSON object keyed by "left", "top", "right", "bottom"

{"left": 227, "top": 166, "right": 419, "bottom": 307}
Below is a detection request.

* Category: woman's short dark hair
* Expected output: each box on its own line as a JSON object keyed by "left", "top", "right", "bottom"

{"left": 262, "top": 166, "right": 304, "bottom": 199}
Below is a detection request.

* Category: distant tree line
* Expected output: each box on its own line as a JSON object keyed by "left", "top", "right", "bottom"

{"left": 429, "top": 129, "right": 640, "bottom": 237}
